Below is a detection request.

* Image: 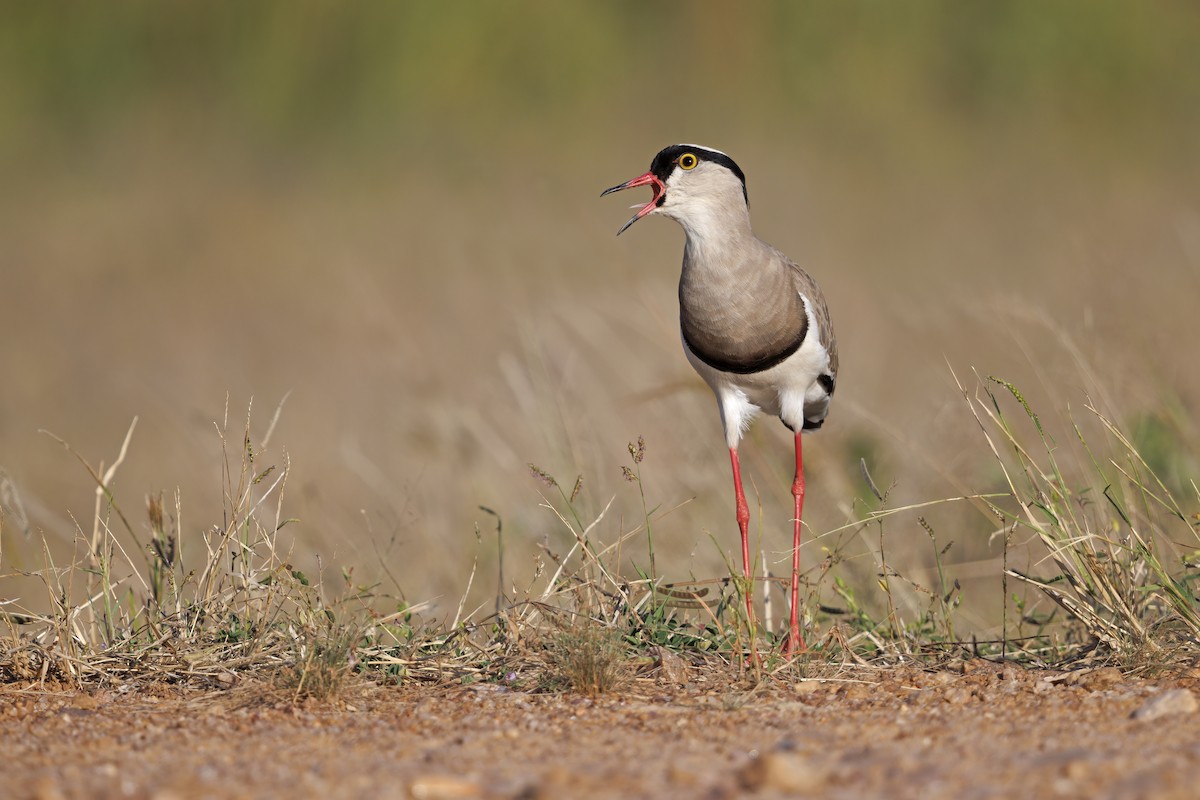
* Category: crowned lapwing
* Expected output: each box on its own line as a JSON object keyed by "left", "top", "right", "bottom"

{"left": 603, "top": 144, "right": 838, "bottom": 654}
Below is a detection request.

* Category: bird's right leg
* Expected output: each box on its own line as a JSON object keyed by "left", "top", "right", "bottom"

{"left": 786, "top": 430, "right": 806, "bottom": 655}
{"left": 728, "top": 448, "right": 755, "bottom": 633}
{"left": 717, "top": 388, "right": 760, "bottom": 656}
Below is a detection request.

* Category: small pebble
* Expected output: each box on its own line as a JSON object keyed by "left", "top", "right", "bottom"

{"left": 409, "top": 775, "right": 483, "bottom": 799}
{"left": 657, "top": 647, "right": 689, "bottom": 686}
{"left": 926, "top": 671, "right": 956, "bottom": 687}
{"left": 32, "top": 778, "right": 66, "bottom": 800}
{"left": 666, "top": 763, "right": 701, "bottom": 787}
{"left": 737, "top": 750, "right": 829, "bottom": 793}
{"left": 942, "top": 687, "right": 971, "bottom": 706}
{"left": 1076, "top": 667, "right": 1122, "bottom": 691}
{"left": 1132, "top": 688, "right": 1198, "bottom": 721}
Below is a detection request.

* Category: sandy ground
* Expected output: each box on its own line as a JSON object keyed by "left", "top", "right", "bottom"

{"left": 3, "top": 662, "right": 1200, "bottom": 800}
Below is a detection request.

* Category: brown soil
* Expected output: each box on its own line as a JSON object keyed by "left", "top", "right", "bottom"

{"left": 3, "top": 662, "right": 1200, "bottom": 800}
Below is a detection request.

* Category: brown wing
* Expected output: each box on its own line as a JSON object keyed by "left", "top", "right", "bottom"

{"left": 787, "top": 257, "right": 838, "bottom": 386}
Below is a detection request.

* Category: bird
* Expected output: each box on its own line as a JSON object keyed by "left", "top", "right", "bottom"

{"left": 602, "top": 144, "right": 838, "bottom": 654}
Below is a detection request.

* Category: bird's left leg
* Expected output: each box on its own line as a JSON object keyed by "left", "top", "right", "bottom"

{"left": 728, "top": 447, "right": 755, "bottom": 632}
{"left": 786, "top": 429, "right": 806, "bottom": 655}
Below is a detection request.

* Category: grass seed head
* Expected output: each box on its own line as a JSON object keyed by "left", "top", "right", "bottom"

{"left": 628, "top": 436, "right": 646, "bottom": 464}
{"left": 527, "top": 463, "right": 557, "bottom": 488}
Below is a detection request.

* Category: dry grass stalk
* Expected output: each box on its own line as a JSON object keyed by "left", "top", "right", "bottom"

{"left": 957, "top": 369, "right": 1200, "bottom": 666}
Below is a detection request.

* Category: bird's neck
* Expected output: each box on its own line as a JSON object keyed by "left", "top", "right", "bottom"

{"left": 676, "top": 204, "right": 755, "bottom": 265}
{"left": 679, "top": 205, "right": 769, "bottom": 293}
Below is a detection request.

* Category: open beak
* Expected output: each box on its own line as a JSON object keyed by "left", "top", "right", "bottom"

{"left": 601, "top": 171, "right": 665, "bottom": 235}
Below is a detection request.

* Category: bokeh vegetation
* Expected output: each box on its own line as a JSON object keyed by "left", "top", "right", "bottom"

{"left": 3, "top": 2, "right": 1199, "bottom": 161}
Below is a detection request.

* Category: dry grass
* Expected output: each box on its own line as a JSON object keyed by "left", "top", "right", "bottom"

{"left": 543, "top": 619, "right": 630, "bottom": 696}
{"left": 5, "top": 363, "right": 1194, "bottom": 697}
{"left": 0, "top": 401, "right": 363, "bottom": 691}
{"left": 269, "top": 619, "right": 362, "bottom": 703}
{"left": 959, "top": 371, "right": 1200, "bottom": 671}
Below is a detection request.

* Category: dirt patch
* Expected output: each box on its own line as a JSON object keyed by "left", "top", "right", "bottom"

{"left": 3, "top": 663, "right": 1200, "bottom": 800}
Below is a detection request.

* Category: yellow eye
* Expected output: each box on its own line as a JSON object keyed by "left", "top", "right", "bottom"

{"left": 678, "top": 153, "right": 698, "bottom": 170}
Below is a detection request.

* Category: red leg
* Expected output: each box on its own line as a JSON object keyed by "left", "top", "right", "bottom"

{"left": 786, "top": 431, "right": 806, "bottom": 655}
{"left": 728, "top": 448, "right": 755, "bottom": 633}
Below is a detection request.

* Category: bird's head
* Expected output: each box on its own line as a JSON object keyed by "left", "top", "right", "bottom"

{"left": 602, "top": 144, "right": 748, "bottom": 236}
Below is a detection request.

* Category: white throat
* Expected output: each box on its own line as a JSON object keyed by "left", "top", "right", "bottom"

{"left": 667, "top": 198, "right": 754, "bottom": 263}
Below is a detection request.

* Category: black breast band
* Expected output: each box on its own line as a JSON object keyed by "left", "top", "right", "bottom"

{"left": 683, "top": 328, "right": 808, "bottom": 375}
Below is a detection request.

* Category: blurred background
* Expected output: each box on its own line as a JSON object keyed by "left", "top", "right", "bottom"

{"left": 1, "top": 2, "right": 1198, "bottom": 632}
